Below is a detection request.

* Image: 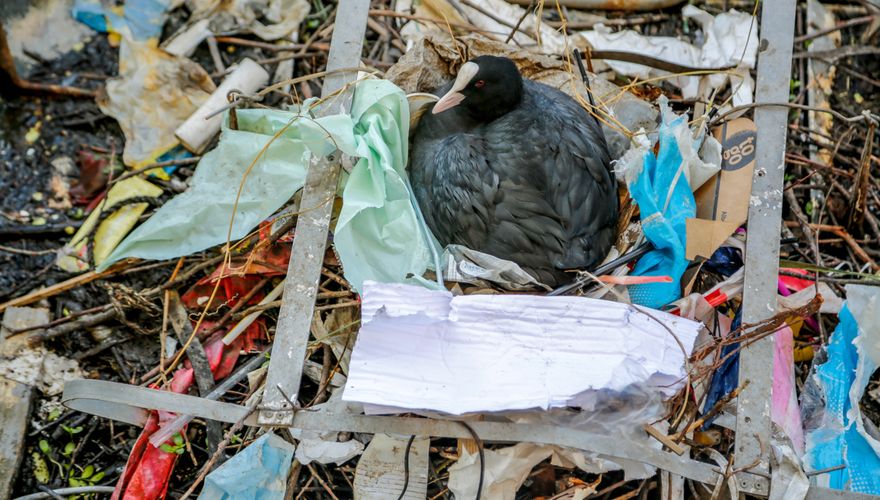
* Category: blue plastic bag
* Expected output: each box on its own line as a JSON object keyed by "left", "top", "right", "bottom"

{"left": 805, "top": 288, "right": 880, "bottom": 494}
{"left": 199, "top": 432, "right": 295, "bottom": 500}
{"left": 627, "top": 112, "right": 697, "bottom": 308}
{"left": 72, "top": 0, "right": 171, "bottom": 41}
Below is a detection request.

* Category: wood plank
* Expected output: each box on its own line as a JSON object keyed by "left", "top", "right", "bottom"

{"left": 354, "top": 434, "right": 429, "bottom": 499}
{"left": 1, "top": 306, "right": 51, "bottom": 499}
{"left": 259, "top": 0, "right": 370, "bottom": 426}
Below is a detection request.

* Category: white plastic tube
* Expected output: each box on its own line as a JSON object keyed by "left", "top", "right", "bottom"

{"left": 175, "top": 58, "right": 270, "bottom": 153}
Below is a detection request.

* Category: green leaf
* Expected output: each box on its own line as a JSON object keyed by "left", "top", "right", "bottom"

{"left": 805, "top": 201, "right": 813, "bottom": 216}
{"left": 81, "top": 465, "right": 94, "bottom": 479}
{"left": 31, "top": 452, "right": 50, "bottom": 484}
{"left": 69, "top": 477, "right": 84, "bottom": 488}
{"left": 176, "top": 447, "right": 186, "bottom": 455}
{"left": 159, "top": 443, "right": 176, "bottom": 454}
{"left": 48, "top": 407, "right": 63, "bottom": 422}
{"left": 39, "top": 440, "right": 51, "bottom": 455}
{"left": 62, "top": 442, "right": 75, "bottom": 456}
{"left": 173, "top": 434, "right": 184, "bottom": 446}
{"left": 62, "top": 425, "right": 84, "bottom": 435}
{"left": 92, "top": 471, "right": 105, "bottom": 482}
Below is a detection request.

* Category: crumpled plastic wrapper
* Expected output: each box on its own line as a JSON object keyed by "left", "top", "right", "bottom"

{"left": 72, "top": 0, "right": 174, "bottom": 42}
{"left": 385, "top": 34, "right": 659, "bottom": 160}
{"left": 4, "top": 0, "right": 94, "bottom": 76}
{"left": 398, "top": 0, "right": 572, "bottom": 55}
{"left": 441, "top": 244, "right": 549, "bottom": 291}
{"left": 581, "top": 5, "right": 758, "bottom": 106}
{"left": 97, "top": 38, "right": 216, "bottom": 167}
{"left": 291, "top": 430, "right": 365, "bottom": 466}
{"left": 187, "top": 0, "right": 310, "bottom": 41}
{"left": 449, "top": 435, "right": 661, "bottom": 500}
{"left": 804, "top": 285, "right": 880, "bottom": 494}
{"left": 616, "top": 96, "right": 721, "bottom": 192}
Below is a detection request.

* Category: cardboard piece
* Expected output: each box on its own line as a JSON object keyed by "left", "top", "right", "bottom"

{"left": 686, "top": 118, "right": 757, "bottom": 259}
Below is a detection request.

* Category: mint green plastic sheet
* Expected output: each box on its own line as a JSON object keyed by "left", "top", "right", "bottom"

{"left": 99, "top": 79, "right": 438, "bottom": 293}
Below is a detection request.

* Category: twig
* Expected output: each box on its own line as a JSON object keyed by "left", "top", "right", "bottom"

{"left": 367, "top": 9, "right": 494, "bottom": 33}
{"left": 544, "top": 13, "right": 669, "bottom": 29}
{"left": 505, "top": 0, "right": 535, "bottom": 43}
{"left": 794, "top": 45, "right": 880, "bottom": 61}
{"left": 178, "top": 405, "right": 259, "bottom": 500}
{"left": 0, "top": 244, "right": 57, "bottom": 256}
{"left": 200, "top": 277, "right": 270, "bottom": 337}
{"left": 1, "top": 26, "right": 97, "bottom": 98}
{"left": 109, "top": 157, "right": 202, "bottom": 185}
{"left": 712, "top": 101, "right": 879, "bottom": 127}
{"left": 307, "top": 464, "right": 340, "bottom": 500}
{"left": 167, "top": 290, "right": 223, "bottom": 449}
{"left": 784, "top": 188, "right": 820, "bottom": 263}
{"left": 0, "top": 260, "right": 134, "bottom": 313}
{"left": 12, "top": 486, "right": 116, "bottom": 500}
{"left": 214, "top": 36, "right": 329, "bottom": 52}
{"left": 8, "top": 304, "right": 110, "bottom": 335}
{"left": 25, "top": 308, "right": 117, "bottom": 347}
{"left": 458, "top": 0, "right": 533, "bottom": 38}
{"left": 316, "top": 300, "right": 359, "bottom": 311}
{"left": 847, "top": 120, "right": 876, "bottom": 229}
{"left": 284, "top": 461, "right": 303, "bottom": 500}
{"left": 807, "top": 224, "right": 879, "bottom": 271}
{"left": 806, "top": 464, "right": 847, "bottom": 476}
{"left": 794, "top": 15, "right": 876, "bottom": 43}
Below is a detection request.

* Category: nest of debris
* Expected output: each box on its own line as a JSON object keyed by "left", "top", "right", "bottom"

{"left": 1, "top": 0, "right": 879, "bottom": 497}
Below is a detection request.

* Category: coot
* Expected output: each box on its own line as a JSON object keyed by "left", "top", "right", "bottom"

{"left": 409, "top": 55, "right": 619, "bottom": 286}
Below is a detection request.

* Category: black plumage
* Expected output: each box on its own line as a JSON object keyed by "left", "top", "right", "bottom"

{"left": 409, "top": 55, "right": 619, "bottom": 286}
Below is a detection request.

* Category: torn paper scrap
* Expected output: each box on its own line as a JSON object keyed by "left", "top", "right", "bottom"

{"left": 343, "top": 282, "right": 701, "bottom": 415}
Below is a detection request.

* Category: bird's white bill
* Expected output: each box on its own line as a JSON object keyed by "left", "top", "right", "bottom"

{"left": 432, "top": 61, "right": 479, "bottom": 114}
{"left": 432, "top": 91, "right": 465, "bottom": 114}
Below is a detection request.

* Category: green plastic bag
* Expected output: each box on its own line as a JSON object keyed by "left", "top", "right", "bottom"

{"left": 100, "top": 79, "right": 440, "bottom": 292}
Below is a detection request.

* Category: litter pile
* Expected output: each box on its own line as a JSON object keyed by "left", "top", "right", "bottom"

{"left": 1, "top": 0, "right": 879, "bottom": 497}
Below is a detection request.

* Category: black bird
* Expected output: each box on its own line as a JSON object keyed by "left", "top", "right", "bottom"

{"left": 409, "top": 55, "right": 619, "bottom": 286}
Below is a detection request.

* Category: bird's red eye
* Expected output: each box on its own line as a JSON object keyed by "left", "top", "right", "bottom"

{"left": 474, "top": 80, "right": 486, "bottom": 88}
